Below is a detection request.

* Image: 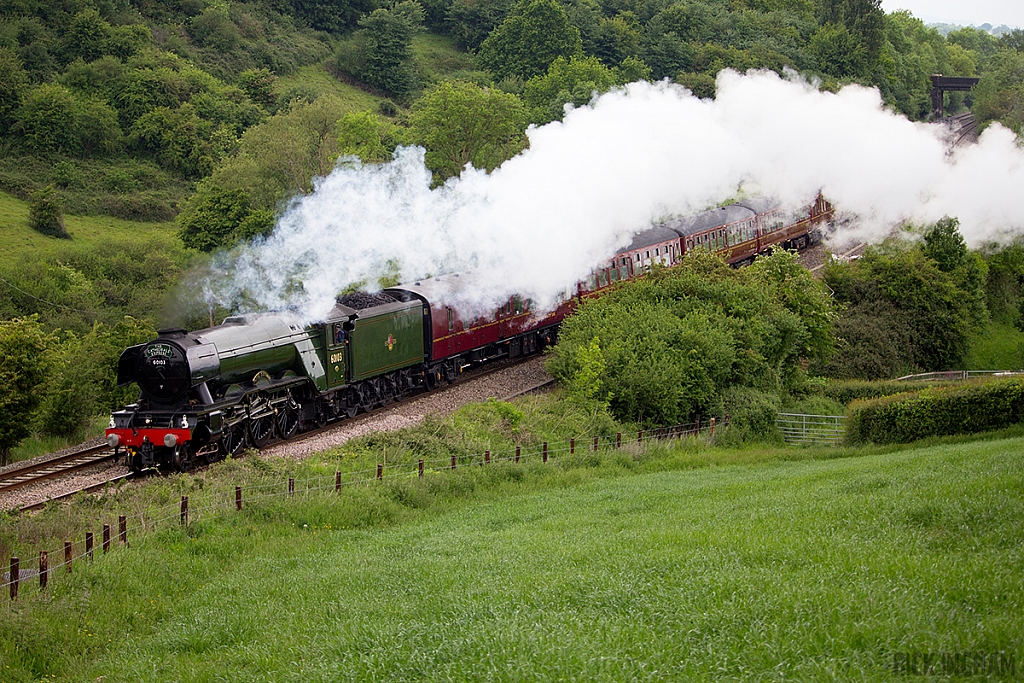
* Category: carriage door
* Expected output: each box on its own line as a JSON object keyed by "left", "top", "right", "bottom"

{"left": 326, "top": 322, "right": 348, "bottom": 388}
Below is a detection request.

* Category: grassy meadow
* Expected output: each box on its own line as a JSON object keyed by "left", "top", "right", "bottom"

{"left": 2, "top": 425, "right": 1021, "bottom": 682}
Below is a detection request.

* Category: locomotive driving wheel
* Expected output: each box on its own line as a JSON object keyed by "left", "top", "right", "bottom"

{"left": 277, "top": 403, "right": 299, "bottom": 439}
{"left": 221, "top": 423, "right": 247, "bottom": 457}
{"left": 249, "top": 414, "right": 275, "bottom": 448}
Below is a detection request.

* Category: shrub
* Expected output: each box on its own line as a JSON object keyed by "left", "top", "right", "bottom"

{"left": 28, "top": 185, "right": 69, "bottom": 239}
{"left": 845, "top": 378, "right": 1024, "bottom": 444}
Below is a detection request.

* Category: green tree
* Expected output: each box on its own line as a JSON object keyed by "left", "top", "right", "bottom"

{"left": 28, "top": 185, "right": 69, "bottom": 239}
{"left": 478, "top": 0, "right": 583, "bottom": 80}
{"left": 60, "top": 8, "right": 112, "bottom": 65}
{"left": 409, "top": 80, "right": 527, "bottom": 181}
{"left": 16, "top": 83, "right": 81, "bottom": 154}
{"left": 238, "top": 68, "right": 277, "bottom": 108}
{"left": 973, "top": 49, "right": 1024, "bottom": 135}
{"left": 811, "top": 22, "right": 866, "bottom": 77}
{"left": 129, "top": 103, "right": 209, "bottom": 177}
{"left": 445, "top": 0, "right": 513, "bottom": 49}
{"left": 177, "top": 185, "right": 261, "bottom": 252}
{"left": 523, "top": 55, "right": 621, "bottom": 124}
{"left": 0, "top": 48, "right": 28, "bottom": 130}
{"left": 0, "top": 316, "right": 50, "bottom": 465}
{"left": 357, "top": 2, "right": 423, "bottom": 100}
{"left": 337, "top": 110, "right": 392, "bottom": 162}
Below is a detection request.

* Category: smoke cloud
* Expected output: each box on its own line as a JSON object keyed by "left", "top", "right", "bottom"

{"left": 197, "top": 69, "right": 1024, "bottom": 323}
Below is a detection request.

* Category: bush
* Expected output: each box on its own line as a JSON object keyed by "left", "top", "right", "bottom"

{"left": 845, "top": 378, "right": 1024, "bottom": 445}
{"left": 28, "top": 185, "right": 69, "bottom": 239}
{"left": 717, "top": 386, "right": 783, "bottom": 446}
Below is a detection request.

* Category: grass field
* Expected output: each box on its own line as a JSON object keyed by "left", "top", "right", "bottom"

{"left": 2, "top": 434, "right": 1021, "bottom": 682}
{"left": 0, "top": 191, "right": 177, "bottom": 265}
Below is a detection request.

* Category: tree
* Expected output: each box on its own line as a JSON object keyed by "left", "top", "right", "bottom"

{"left": 973, "top": 49, "right": 1024, "bottom": 135}
{"left": 357, "top": 2, "right": 423, "bottom": 100}
{"left": 129, "top": 103, "right": 208, "bottom": 177}
{"left": 0, "top": 48, "right": 28, "bottom": 131}
{"left": 238, "top": 68, "right": 277, "bottom": 108}
{"left": 177, "top": 185, "right": 260, "bottom": 252}
{"left": 821, "top": 242, "right": 977, "bottom": 375}
{"left": 811, "top": 22, "right": 866, "bottom": 77}
{"left": 444, "top": 0, "right": 513, "bottom": 49}
{"left": 16, "top": 83, "right": 81, "bottom": 154}
{"left": 60, "top": 8, "right": 112, "bottom": 65}
{"left": 409, "top": 80, "right": 527, "bottom": 181}
{"left": 28, "top": 185, "right": 69, "bottom": 239}
{"left": 0, "top": 317, "right": 50, "bottom": 466}
{"left": 522, "top": 55, "right": 621, "bottom": 124}
{"left": 478, "top": 0, "right": 583, "bottom": 80}
{"left": 337, "top": 110, "right": 392, "bottom": 162}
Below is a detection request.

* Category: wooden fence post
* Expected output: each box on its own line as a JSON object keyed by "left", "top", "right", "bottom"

{"left": 288, "top": 478, "right": 295, "bottom": 496}
{"left": 103, "top": 524, "right": 111, "bottom": 553}
{"left": 235, "top": 486, "right": 242, "bottom": 511}
{"left": 180, "top": 496, "right": 188, "bottom": 526}
{"left": 119, "top": 516, "right": 128, "bottom": 547}
{"left": 336, "top": 472, "right": 342, "bottom": 491}
{"left": 39, "top": 551, "right": 47, "bottom": 590}
{"left": 418, "top": 459, "right": 424, "bottom": 477}
{"left": 616, "top": 432, "right": 622, "bottom": 449}
{"left": 710, "top": 417, "right": 716, "bottom": 437}
{"left": 638, "top": 430, "right": 642, "bottom": 445}
{"left": 543, "top": 442, "right": 548, "bottom": 463}
{"left": 9, "top": 557, "right": 17, "bottom": 601}
{"left": 593, "top": 436, "right": 598, "bottom": 451}
{"left": 484, "top": 450, "right": 490, "bottom": 464}
{"left": 85, "top": 532, "right": 94, "bottom": 560}
{"left": 451, "top": 454, "right": 456, "bottom": 471}
{"left": 570, "top": 438, "right": 575, "bottom": 454}
{"left": 515, "top": 446, "right": 520, "bottom": 463}
{"left": 64, "top": 541, "right": 72, "bottom": 572}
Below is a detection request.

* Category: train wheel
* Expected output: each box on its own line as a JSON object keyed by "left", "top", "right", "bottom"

{"left": 277, "top": 404, "right": 299, "bottom": 439}
{"left": 249, "top": 415, "right": 274, "bottom": 448}
{"left": 171, "top": 446, "right": 191, "bottom": 473}
{"left": 221, "top": 423, "right": 246, "bottom": 457}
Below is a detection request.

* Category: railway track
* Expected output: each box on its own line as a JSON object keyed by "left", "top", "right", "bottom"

{"left": 949, "top": 112, "right": 978, "bottom": 148}
{"left": 0, "top": 445, "right": 117, "bottom": 496}
{"left": 8, "top": 355, "right": 550, "bottom": 512}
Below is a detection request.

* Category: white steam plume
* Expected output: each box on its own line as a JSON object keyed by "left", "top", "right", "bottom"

{"left": 199, "top": 69, "right": 1024, "bottom": 323}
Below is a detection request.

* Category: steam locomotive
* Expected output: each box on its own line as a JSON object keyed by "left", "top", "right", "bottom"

{"left": 107, "top": 195, "right": 833, "bottom": 471}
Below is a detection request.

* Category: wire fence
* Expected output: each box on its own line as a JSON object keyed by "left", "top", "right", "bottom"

{"left": 776, "top": 413, "right": 845, "bottom": 446}
{"left": 2, "top": 416, "right": 727, "bottom": 603}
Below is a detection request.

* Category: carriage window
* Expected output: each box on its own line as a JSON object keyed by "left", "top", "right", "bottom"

{"left": 598, "top": 270, "right": 608, "bottom": 287}
{"left": 635, "top": 253, "right": 641, "bottom": 262}
{"left": 587, "top": 274, "right": 597, "bottom": 290}
{"left": 610, "top": 268, "right": 619, "bottom": 282}
{"left": 446, "top": 307, "right": 454, "bottom": 332}
{"left": 514, "top": 297, "right": 523, "bottom": 315}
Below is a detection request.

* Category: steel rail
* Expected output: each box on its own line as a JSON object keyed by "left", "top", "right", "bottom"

{"left": 18, "top": 473, "right": 135, "bottom": 513}
{"left": 0, "top": 445, "right": 116, "bottom": 495}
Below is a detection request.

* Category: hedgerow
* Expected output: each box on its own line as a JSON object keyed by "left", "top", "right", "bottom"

{"left": 845, "top": 378, "right": 1024, "bottom": 444}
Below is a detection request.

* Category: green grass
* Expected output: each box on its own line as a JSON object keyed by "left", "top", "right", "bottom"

{"left": 0, "top": 191, "right": 176, "bottom": 266}
{"left": 2, "top": 428, "right": 1021, "bottom": 681}
{"left": 966, "top": 320, "right": 1024, "bottom": 370}
{"left": 275, "top": 63, "right": 387, "bottom": 111}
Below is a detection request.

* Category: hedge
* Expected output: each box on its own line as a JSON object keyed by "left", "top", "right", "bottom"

{"left": 845, "top": 378, "right": 1024, "bottom": 444}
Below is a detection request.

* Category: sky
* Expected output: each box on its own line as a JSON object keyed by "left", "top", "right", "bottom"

{"left": 880, "top": 0, "right": 1024, "bottom": 28}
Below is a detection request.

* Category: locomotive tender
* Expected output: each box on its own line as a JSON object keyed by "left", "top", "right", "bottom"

{"left": 107, "top": 195, "right": 833, "bottom": 471}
